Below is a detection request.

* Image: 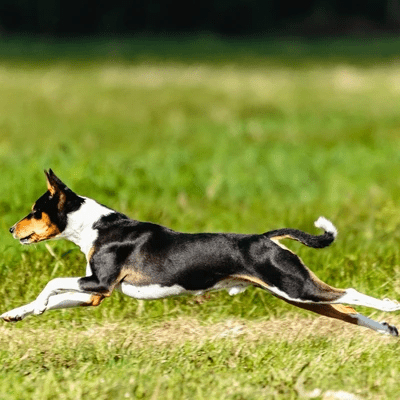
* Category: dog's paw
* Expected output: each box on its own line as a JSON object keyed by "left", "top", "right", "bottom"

{"left": 381, "top": 321, "right": 399, "bottom": 337}
{"left": 1, "top": 307, "right": 28, "bottom": 322}
{"left": 382, "top": 298, "right": 400, "bottom": 312}
{"left": 1, "top": 302, "right": 37, "bottom": 322}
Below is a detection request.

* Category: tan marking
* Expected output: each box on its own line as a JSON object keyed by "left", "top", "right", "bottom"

{"left": 93, "top": 267, "right": 153, "bottom": 297}
{"left": 230, "top": 274, "right": 270, "bottom": 289}
{"left": 282, "top": 300, "right": 358, "bottom": 325}
{"left": 87, "top": 246, "right": 96, "bottom": 261}
{"left": 14, "top": 212, "right": 60, "bottom": 243}
{"left": 82, "top": 294, "right": 105, "bottom": 307}
{"left": 45, "top": 170, "right": 66, "bottom": 210}
{"left": 270, "top": 235, "right": 293, "bottom": 242}
{"left": 119, "top": 267, "right": 152, "bottom": 286}
{"left": 232, "top": 271, "right": 344, "bottom": 302}
{"left": 270, "top": 236, "right": 295, "bottom": 253}
{"left": 57, "top": 192, "right": 66, "bottom": 211}
{"left": 91, "top": 294, "right": 105, "bottom": 306}
{"left": 331, "top": 304, "right": 358, "bottom": 315}
{"left": 228, "top": 273, "right": 342, "bottom": 303}
{"left": 308, "top": 269, "right": 345, "bottom": 299}
{"left": 45, "top": 172, "right": 57, "bottom": 196}
{"left": 271, "top": 236, "right": 345, "bottom": 301}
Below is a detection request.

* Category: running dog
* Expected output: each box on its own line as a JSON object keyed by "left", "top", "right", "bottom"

{"left": 2, "top": 169, "right": 399, "bottom": 337}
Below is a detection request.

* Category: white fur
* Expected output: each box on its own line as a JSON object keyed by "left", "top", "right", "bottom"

{"left": 0, "top": 292, "right": 94, "bottom": 321}
{"left": 59, "top": 197, "right": 114, "bottom": 257}
{"left": 264, "top": 285, "right": 308, "bottom": 303}
{"left": 334, "top": 288, "right": 400, "bottom": 312}
{"left": 355, "top": 314, "right": 394, "bottom": 335}
{"left": 1, "top": 278, "right": 250, "bottom": 321}
{"left": 0, "top": 303, "right": 35, "bottom": 321}
{"left": 228, "top": 285, "right": 248, "bottom": 296}
{"left": 314, "top": 216, "right": 338, "bottom": 238}
{"left": 44, "top": 292, "right": 94, "bottom": 310}
{"left": 259, "top": 284, "right": 400, "bottom": 314}
{"left": 118, "top": 282, "right": 188, "bottom": 299}
{"left": 118, "top": 279, "right": 250, "bottom": 300}
{"left": 33, "top": 277, "right": 83, "bottom": 314}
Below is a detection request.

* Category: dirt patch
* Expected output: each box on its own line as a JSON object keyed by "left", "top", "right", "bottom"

{"left": 2, "top": 314, "right": 398, "bottom": 349}
{"left": 134, "top": 315, "right": 398, "bottom": 346}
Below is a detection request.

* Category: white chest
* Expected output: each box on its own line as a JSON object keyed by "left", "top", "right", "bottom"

{"left": 60, "top": 197, "right": 114, "bottom": 257}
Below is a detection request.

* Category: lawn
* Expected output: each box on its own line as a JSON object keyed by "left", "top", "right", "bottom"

{"left": 1, "top": 37, "right": 400, "bottom": 399}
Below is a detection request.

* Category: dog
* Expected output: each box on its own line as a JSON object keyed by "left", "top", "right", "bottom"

{"left": 2, "top": 169, "right": 400, "bottom": 337}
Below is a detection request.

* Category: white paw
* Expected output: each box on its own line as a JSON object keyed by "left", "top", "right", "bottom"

{"left": 1, "top": 307, "right": 29, "bottom": 322}
{"left": 383, "top": 298, "right": 399, "bottom": 303}
{"left": 382, "top": 298, "right": 400, "bottom": 311}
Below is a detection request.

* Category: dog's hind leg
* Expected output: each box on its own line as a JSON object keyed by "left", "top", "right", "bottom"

{"left": 230, "top": 274, "right": 399, "bottom": 336}
{"left": 262, "top": 239, "right": 400, "bottom": 312}
{"left": 282, "top": 299, "right": 399, "bottom": 337}
{"left": 295, "top": 270, "right": 400, "bottom": 312}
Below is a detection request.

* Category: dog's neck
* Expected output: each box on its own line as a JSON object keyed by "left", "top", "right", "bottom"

{"left": 59, "top": 197, "right": 114, "bottom": 257}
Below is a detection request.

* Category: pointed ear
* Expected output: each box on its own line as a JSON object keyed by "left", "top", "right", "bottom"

{"left": 44, "top": 169, "right": 69, "bottom": 210}
{"left": 44, "top": 169, "right": 58, "bottom": 196}
{"left": 44, "top": 169, "right": 68, "bottom": 195}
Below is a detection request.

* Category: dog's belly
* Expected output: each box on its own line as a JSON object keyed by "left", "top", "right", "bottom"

{"left": 118, "top": 279, "right": 249, "bottom": 300}
{"left": 118, "top": 282, "right": 189, "bottom": 299}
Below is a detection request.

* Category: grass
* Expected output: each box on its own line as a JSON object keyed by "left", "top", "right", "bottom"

{"left": 1, "top": 317, "right": 400, "bottom": 399}
{"left": 1, "top": 37, "right": 400, "bottom": 399}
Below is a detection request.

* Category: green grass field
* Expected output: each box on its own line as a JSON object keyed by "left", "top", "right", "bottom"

{"left": 1, "top": 37, "right": 400, "bottom": 399}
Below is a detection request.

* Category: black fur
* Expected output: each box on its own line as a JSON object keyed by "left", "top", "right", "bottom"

{"left": 78, "top": 211, "right": 340, "bottom": 302}
{"left": 264, "top": 228, "right": 335, "bottom": 248}
{"left": 33, "top": 190, "right": 84, "bottom": 233}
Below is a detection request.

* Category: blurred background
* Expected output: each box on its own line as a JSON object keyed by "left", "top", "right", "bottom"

{"left": 0, "top": 0, "right": 400, "bottom": 36}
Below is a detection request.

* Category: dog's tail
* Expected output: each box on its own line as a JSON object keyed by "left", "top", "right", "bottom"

{"left": 264, "top": 217, "right": 337, "bottom": 249}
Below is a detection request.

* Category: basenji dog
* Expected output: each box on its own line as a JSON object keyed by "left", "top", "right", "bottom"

{"left": 2, "top": 170, "right": 399, "bottom": 337}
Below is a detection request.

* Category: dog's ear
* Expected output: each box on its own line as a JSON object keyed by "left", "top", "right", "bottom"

{"left": 45, "top": 169, "right": 61, "bottom": 196}
{"left": 44, "top": 169, "right": 70, "bottom": 210}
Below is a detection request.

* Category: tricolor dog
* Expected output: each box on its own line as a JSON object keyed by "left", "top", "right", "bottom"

{"left": 2, "top": 170, "right": 400, "bottom": 337}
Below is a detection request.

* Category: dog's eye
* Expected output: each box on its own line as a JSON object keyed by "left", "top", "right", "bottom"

{"left": 32, "top": 210, "right": 42, "bottom": 219}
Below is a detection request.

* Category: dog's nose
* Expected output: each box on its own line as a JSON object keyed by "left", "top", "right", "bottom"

{"left": 9, "top": 226, "right": 15, "bottom": 234}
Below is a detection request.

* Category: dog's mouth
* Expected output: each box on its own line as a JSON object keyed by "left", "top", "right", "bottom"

{"left": 19, "top": 233, "right": 34, "bottom": 245}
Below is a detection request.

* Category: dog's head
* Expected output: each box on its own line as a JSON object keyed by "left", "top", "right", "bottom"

{"left": 9, "top": 169, "right": 84, "bottom": 244}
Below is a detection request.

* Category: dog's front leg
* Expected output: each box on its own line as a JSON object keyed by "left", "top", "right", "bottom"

{"left": 1, "top": 278, "right": 82, "bottom": 321}
{"left": 32, "top": 277, "right": 83, "bottom": 315}
{"left": 1, "top": 277, "right": 81, "bottom": 321}
{"left": 1, "top": 292, "right": 101, "bottom": 322}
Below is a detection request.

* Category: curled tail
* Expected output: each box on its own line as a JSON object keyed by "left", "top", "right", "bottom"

{"left": 264, "top": 217, "right": 337, "bottom": 249}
